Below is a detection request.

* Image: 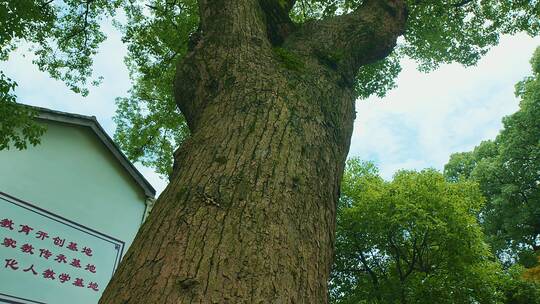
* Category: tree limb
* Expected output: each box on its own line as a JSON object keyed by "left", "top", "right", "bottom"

{"left": 40, "top": 0, "right": 54, "bottom": 9}
{"left": 284, "top": 0, "right": 408, "bottom": 82}
{"left": 388, "top": 234, "right": 406, "bottom": 282}
{"left": 453, "top": 0, "right": 473, "bottom": 8}
{"left": 359, "top": 251, "right": 380, "bottom": 287}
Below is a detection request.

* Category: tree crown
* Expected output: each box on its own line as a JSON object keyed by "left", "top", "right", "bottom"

{"left": 1, "top": 0, "right": 538, "bottom": 175}
{"left": 332, "top": 158, "right": 501, "bottom": 303}
{"left": 445, "top": 46, "right": 540, "bottom": 266}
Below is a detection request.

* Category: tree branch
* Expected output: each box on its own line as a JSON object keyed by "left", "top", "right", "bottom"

{"left": 370, "top": 248, "right": 388, "bottom": 278}
{"left": 40, "top": 0, "right": 54, "bottom": 9}
{"left": 57, "top": 0, "right": 94, "bottom": 52}
{"left": 453, "top": 0, "right": 473, "bottom": 8}
{"left": 404, "top": 237, "right": 418, "bottom": 278}
{"left": 358, "top": 251, "right": 380, "bottom": 287}
{"left": 82, "top": 0, "right": 92, "bottom": 53}
{"left": 388, "top": 234, "right": 406, "bottom": 282}
{"left": 284, "top": 0, "right": 408, "bottom": 82}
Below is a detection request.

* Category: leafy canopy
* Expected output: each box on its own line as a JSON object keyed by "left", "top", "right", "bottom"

{"left": 331, "top": 158, "right": 502, "bottom": 304}
{"left": 444, "top": 47, "right": 540, "bottom": 266}
{"left": 1, "top": 0, "right": 539, "bottom": 175}
{"left": 1, "top": 0, "right": 121, "bottom": 151}
{"left": 499, "top": 264, "right": 540, "bottom": 304}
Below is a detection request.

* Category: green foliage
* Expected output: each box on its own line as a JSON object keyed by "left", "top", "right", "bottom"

{"left": 0, "top": 104, "right": 45, "bottom": 151}
{"left": 443, "top": 150, "right": 477, "bottom": 182}
{"left": 523, "top": 257, "right": 540, "bottom": 283}
{"left": 402, "top": 0, "right": 539, "bottom": 72}
{"left": 355, "top": 50, "right": 402, "bottom": 99}
{"left": 0, "top": 0, "right": 55, "bottom": 61}
{"left": 32, "top": 0, "right": 123, "bottom": 95}
{"left": 332, "top": 158, "right": 501, "bottom": 303}
{"left": 1, "top": 0, "right": 122, "bottom": 95}
{"left": 0, "top": 0, "right": 119, "bottom": 150}
{"left": 114, "top": 94, "right": 189, "bottom": 177}
{"left": 0, "top": 0, "right": 197, "bottom": 176}
{"left": 0, "top": 72, "right": 45, "bottom": 150}
{"left": 444, "top": 47, "right": 540, "bottom": 265}
{"left": 112, "top": 0, "right": 197, "bottom": 177}
{"left": 293, "top": 0, "right": 540, "bottom": 94}
{"left": 499, "top": 265, "right": 540, "bottom": 304}
{"left": 0, "top": 0, "right": 52, "bottom": 150}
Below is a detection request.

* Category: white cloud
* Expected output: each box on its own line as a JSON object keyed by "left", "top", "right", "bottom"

{"left": 350, "top": 33, "right": 540, "bottom": 179}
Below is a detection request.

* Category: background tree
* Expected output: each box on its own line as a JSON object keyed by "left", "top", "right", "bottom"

{"left": 331, "top": 158, "right": 501, "bottom": 304}
{"left": 500, "top": 264, "right": 540, "bottom": 304}
{"left": 1, "top": 0, "right": 540, "bottom": 302}
{"left": 445, "top": 48, "right": 540, "bottom": 266}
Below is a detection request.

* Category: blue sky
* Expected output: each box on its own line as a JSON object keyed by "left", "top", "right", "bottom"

{"left": 2, "top": 27, "right": 539, "bottom": 194}
{"left": 351, "top": 33, "right": 539, "bottom": 178}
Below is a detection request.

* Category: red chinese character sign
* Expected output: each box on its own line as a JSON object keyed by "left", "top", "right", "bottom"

{"left": 0, "top": 192, "right": 124, "bottom": 304}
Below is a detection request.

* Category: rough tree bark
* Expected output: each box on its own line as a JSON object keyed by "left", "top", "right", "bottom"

{"left": 99, "top": 0, "right": 407, "bottom": 303}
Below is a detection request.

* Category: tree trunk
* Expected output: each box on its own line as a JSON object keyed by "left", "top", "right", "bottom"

{"left": 99, "top": 1, "right": 406, "bottom": 303}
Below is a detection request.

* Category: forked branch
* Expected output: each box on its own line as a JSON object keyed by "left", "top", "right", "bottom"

{"left": 284, "top": 0, "right": 408, "bottom": 81}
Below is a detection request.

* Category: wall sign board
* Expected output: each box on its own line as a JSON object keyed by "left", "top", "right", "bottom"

{"left": 0, "top": 192, "right": 124, "bottom": 304}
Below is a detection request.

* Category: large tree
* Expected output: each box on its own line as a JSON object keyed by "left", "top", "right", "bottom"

{"left": 1, "top": 0, "right": 539, "bottom": 302}
{"left": 445, "top": 48, "right": 540, "bottom": 266}
{"left": 332, "top": 159, "right": 501, "bottom": 304}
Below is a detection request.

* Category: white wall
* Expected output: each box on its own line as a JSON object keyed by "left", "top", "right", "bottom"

{"left": 0, "top": 120, "right": 147, "bottom": 303}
